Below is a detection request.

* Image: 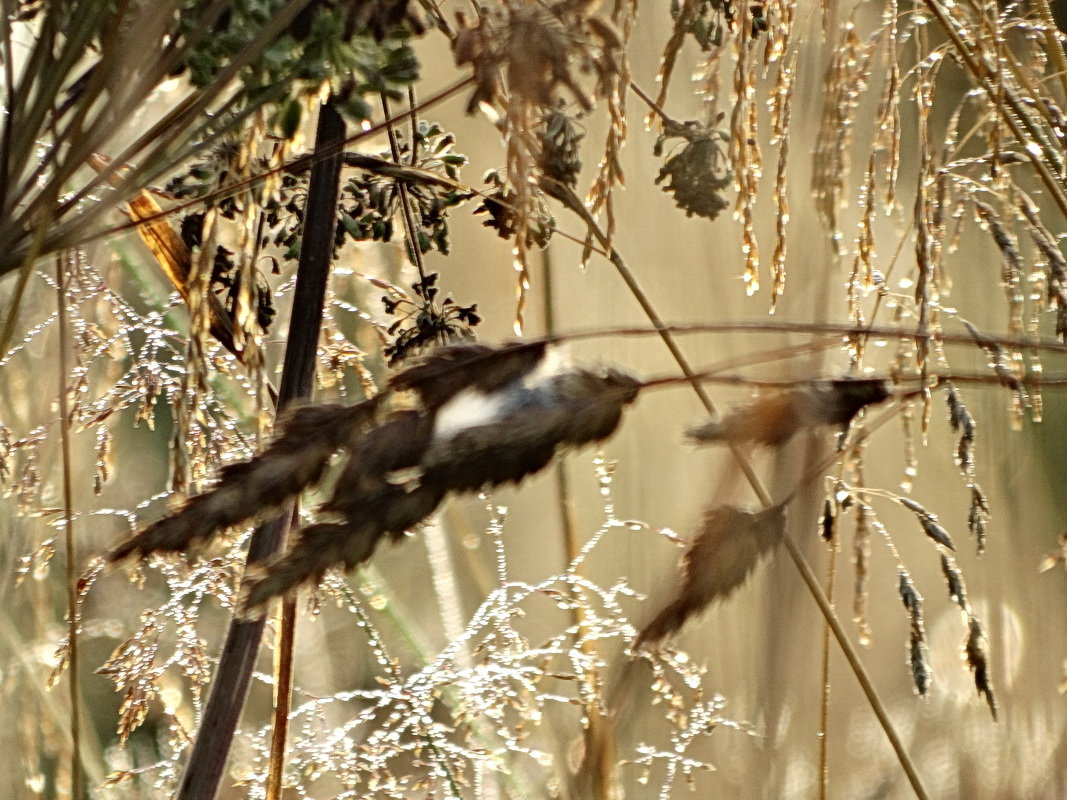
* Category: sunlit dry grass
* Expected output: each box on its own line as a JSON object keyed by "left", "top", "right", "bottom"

{"left": 1, "top": 0, "right": 1067, "bottom": 798}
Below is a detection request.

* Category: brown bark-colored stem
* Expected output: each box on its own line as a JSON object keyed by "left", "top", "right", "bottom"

{"left": 175, "top": 100, "right": 346, "bottom": 800}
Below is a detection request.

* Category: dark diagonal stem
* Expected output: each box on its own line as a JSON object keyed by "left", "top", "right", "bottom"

{"left": 175, "top": 100, "right": 346, "bottom": 800}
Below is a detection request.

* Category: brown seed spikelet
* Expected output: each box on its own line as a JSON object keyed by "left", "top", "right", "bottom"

{"left": 387, "top": 341, "right": 548, "bottom": 409}
{"left": 635, "top": 504, "right": 787, "bottom": 649}
{"left": 420, "top": 366, "right": 641, "bottom": 491}
{"left": 107, "top": 399, "right": 380, "bottom": 562}
{"left": 240, "top": 364, "right": 641, "bottom": 614}
{"left": 687, "top": 379, "right": 890, "bottom": 446}
{"left": 965, "top": 615, "right": 998, "bottom": 720}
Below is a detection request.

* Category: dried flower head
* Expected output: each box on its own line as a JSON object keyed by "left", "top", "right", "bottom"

{"left": 453, "top": 1, "right": 609, "bottom": 114}
{"left": 654, "top": 121, "right": 732, "bottom": 220}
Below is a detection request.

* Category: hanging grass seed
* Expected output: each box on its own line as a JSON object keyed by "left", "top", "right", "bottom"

{"left": 635, "top": 503, "right": 787, "bottom": 648}
{"left": 687, "top": 378, "right": 890, "bottom": 447}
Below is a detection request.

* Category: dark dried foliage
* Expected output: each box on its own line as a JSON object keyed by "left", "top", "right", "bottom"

{"left": 687, "top": 379, "right": 889, "bottom": 447}
{"left": 966, "top": 616, "right": 998, "bottom": 719}
{"left": 474, "top": 170, "right": 556, "bottom": 246}
{"left": 107, "top": 400, "right": 381, "bottom": 562}
{"left": 820, "top": 496, "right": 836, "bottom": 541}
{"left": 635, "top": 504, "right": 787, "bottom": 648}
{"left": 539, "top": 106, "right": 585, "bottom": 193}
{"left": 654, "top": 122, "right": 732, "bottom": 220}
{"left": 243, "top": 358, "right": 641, "bottom": 611}
{"left": 380, "top": 273, "right": 481, "bottom": 365}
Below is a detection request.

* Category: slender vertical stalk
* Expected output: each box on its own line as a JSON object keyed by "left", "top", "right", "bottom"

{"left": 265, "top": 505, "right": 300, "bottom": 800}
{"left": 0, "top": 0, "right": 14, "bottom": 214}
{"left": 176, "top": 100, "right": 346, "bottom": 800}
{"left": 817, "top": 534, "right": 838, "bottom": 800}
{"left": 542, "top": 246, "right": 614, "bottom": 800}
{"left": 55, "top": 253, "right": 83, "bottom": 800}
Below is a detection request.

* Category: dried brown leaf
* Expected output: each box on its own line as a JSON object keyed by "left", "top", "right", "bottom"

{"left": 88, "top": 154, "right": 245, "bottom": 361}
{"left": 108, "top": 399, "right": 380, "bottom": 562}
{"left": 636, "top": 504, "right": 787, "bottom": 648}
{"left": 687, "top": 379, "right": 889, "bottom": 446}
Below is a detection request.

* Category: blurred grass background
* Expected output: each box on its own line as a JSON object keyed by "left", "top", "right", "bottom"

{"left": 0, "top": 0, "right": 1065, "bottom": 798}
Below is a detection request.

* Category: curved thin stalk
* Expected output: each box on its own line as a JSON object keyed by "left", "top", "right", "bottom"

{"left": 550, "top": 182, "right": 931, "bottom": 800}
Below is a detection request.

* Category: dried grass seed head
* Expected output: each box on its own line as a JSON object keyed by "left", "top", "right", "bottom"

{"left": 453, "top": 1, "right": 617, "bottom": 114}
{"left": 687, "top": 378, "right": 890, "bottom": 447}
{"left": 636, "top": 504, "right": 787, "bottom": 648}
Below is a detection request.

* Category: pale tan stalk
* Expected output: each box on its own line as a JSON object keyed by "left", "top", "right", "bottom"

{"left": 55, "top": 253, "right": 83, "bottom": 799}
{"left": 551, "top": 182, "right": 931, "bottom": 800}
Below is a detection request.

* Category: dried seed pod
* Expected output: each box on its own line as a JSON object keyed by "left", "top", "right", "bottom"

{"left": 635, "top": 504, "right": 787, "bottom": 648}
{"left": 965, "top": 615, "right": 998, "bottom": 719}
{"left": 388, "top": 341, "right": 548, "bottom": 409}
{"left": 898, "top": 570, "right": 931, "bottom": 697}
{"left": 239, "top": 359, "right": 642, "bottom": 613}
{"left": 107, "top": 399, "right": 380, "bottom": 562}
{"left": 688, "top": 379, "right": 890, "bottom": 447}
{"left": 898, "top": 497, "right": 956, "bottom": 552}
{"left": 940, "top": 554, "right": 967, "bottom": 610}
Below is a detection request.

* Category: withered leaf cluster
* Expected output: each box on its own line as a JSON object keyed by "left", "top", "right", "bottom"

{"left": 109, "top": 343, "right": 641, "bottom": 613}
{"left": 654, "top": 122, "right": 732, "bottom": 221}
{"left": 452, "top": 0, "right": 621, "bottom": 115}
{"left": 635, "top": 503, "right": 787, "bottom": 648}
{"left": 687, "top": 379, "right": 890, "bottom": 447}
